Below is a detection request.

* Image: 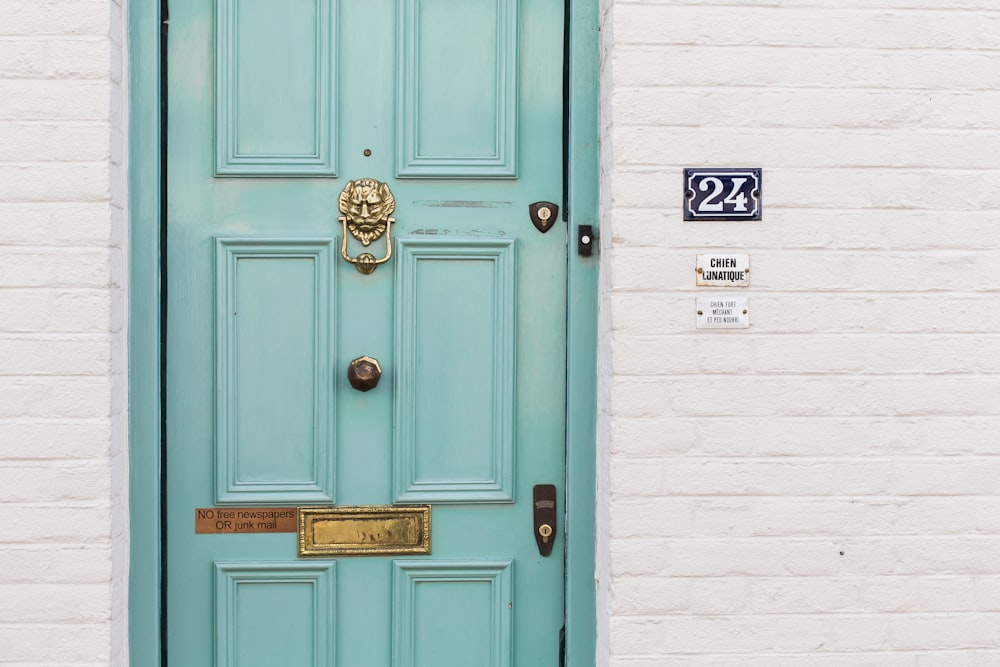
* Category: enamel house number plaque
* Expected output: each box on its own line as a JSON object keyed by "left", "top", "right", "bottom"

{"left": 684, "top": 168, "right": 762, "bottom": 221}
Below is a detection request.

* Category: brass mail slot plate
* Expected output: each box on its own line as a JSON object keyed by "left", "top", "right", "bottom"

{"left": 297, "top": 505, "right": 431, "bottom": 557}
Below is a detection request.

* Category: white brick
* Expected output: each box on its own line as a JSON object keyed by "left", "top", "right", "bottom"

{"left": 0, "top": 165, "right": 109, "bottom": 202}
{"left": 0, "top": 38, "right": 109, "bottom": 79}
{"left": 614, "top": 335, "right": 1000, "bottom": 375}
{"left": 0, "top": 378, "right": 111, "bottom": 419}
{"left": 0, "top": 506, "right": 111, "bottom": 544}
{"left": 0, "top": 249, "right": 109, "bottom": 288}
{"left": 610, "top": 577, "right": 691, "bottom": 615}
{"left": 0, "top": 421, "right": 111, "bottom": 458}
{"left": 0, "top": 463, "right": 110, "bottom": 502}
{"left": 610, "top": 208, "right": 1000, "bottom": 250}
{"left": 612, "top": 46, "right": 1000, "bottom": 90}
{"left": 0, "top": 546, "right": 111, "bottom": 584}
{"left": 916, "top": 652, "right": 1000, "bottom": 667}
{"left": 0, "top": 203, "right": 114, "bottom": 246}
{"left": 613, "top": 6, "right": 1000, "bottom": 50}
{"left": 0, "top": 80, "right": 109, "bottom": 120}
{"left": 618, "top": 128, "right": 1000, "bottom": 170}
{"left": 612, "top": 87, "right": 1000, "bottom": 129}
{"left": 0, "top": 289, "right": 111, "bottom": 332}
{"left": 0, "top": 0, "right": 111, "bottom": 36}
{"left": 611, "top": 416, "right": 1000, "bottom": 458}
{"left": 0, "top": 123, "right": 110, "bottom": 162}
{"left": 751, "top": 577, "right": 863, "bottom": 613}
{"left": 0, "top": 337, "right": 110, "bottom": 375}
{"left": 610, "top": 376, "right": 1000, "bottom": 418}
{"left": 890, "top": 613, "right": 1000, "bottom": 650}
{"left": 0, "top": 584, "right": 111, "bottom": 623}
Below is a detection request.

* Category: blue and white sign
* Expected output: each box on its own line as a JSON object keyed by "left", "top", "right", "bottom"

{"left": 684, "top": 168, "right": 762, "bottom": 221}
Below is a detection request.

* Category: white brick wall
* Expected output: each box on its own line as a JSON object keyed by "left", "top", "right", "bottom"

{"left": 599, "top": 0, "right": 1000, "bottom": 664}
{"left": 0, "top": 0, "right": 122, "bottom": 663}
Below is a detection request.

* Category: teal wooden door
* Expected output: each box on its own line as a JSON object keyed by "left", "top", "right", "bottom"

{"left": 166, "top": 0, "right": 567, "bottom": 665}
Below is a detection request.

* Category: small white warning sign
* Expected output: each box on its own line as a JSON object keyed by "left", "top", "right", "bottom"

{"left": 697, "top": 296, "right": 750, "bottom": 329}
{"left": 696, "top": 254, "right": 749, "bottom": 287}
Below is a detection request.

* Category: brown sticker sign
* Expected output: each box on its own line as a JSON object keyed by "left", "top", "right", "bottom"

{"left": 195, "top": 507, "right": 297, "bottom": 534}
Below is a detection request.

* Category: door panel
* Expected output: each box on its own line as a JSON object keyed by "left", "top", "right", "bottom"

{"left": 393, "top": 239, "right": 516, "bottom": 503}
{"left": 397, "top": 0, "right": 518, "bottom": 176}
{"left": 167, "top": 0, "right": 566, "bottom": 664}
{"left": 216, "top": 239, "right": 336, "bottom": 503}
{"left": 392, "top": 561, "right": 513, "bottom": 667}
{"left": 216, "top": 0, "right": 337, "bottom": 174}
{"left": 215, "top": 562, "right": 337, "bottom": 667}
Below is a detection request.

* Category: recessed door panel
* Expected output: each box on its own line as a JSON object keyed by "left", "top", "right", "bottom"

{"left": 216, "top": 0, "right": 337, "bottom": 174}
{"left": 397, "top": 0, "right": 517, "bottom": 176}
{"left": 215, "top": 562, "right": 335, "bottom": 667}
{"left": 392, "top": 561, "right": 513, "bottom": 667}
{"left": 394, "top": 239, "right": 515, "bottom": 502}
{"left": 215, "top": 239, "right": 335, "bottom": 503}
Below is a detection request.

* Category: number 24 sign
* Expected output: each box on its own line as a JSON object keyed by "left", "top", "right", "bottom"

{"left": 684, "top": 168, "right": 762, "bottom": 221}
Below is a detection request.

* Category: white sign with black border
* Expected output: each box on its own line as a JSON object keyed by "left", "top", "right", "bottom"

{"left": 696, "top": 253, "right": 750, "bottom": 287}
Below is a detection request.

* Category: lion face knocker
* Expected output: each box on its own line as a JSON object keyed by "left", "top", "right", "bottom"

{"left": 338, "top": 178, "right": 395, "bottom": 274}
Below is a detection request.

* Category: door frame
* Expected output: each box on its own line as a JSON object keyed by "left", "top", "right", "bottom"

{"left": 127, "top": 0, "right": 599, "bottom": 663}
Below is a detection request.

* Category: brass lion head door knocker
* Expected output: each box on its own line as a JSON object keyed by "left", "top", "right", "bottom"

{"left": 339, "top": 178, "right": 395, "bottom": 274}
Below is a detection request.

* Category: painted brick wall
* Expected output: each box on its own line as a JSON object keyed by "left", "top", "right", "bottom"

{"left": 0, "top": 0, "right": 123, "bottom": 664}
{"left": 598, "top": 0, "right": 1000, "bottom": 664}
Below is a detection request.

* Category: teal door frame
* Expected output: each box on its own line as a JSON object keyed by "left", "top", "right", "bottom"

{"left": 127, "top": 0, "right": 599, "bottom": 663}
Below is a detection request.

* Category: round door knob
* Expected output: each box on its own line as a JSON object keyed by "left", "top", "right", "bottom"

{"left": 347, "top": 356, "right": 382, "bottom": 392}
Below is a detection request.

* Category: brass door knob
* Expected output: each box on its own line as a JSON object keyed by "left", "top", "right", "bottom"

{"left": 347, "top": 356, "right": 382, "bottom": 392}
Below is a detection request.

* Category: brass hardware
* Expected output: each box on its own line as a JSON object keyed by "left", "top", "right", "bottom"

{"left": 339, "top": 178, "right": 395, "bottom": 274}
{"left": 529, "top": 201, "right": 559, "bottom": 234}
{"left": 533, "top": 484, "right": 557, "bottom": 557}
{"left": 347, "top": 355, "right": 382, "bottom": 392}
{"left": 298, "top": 505, "right": 431, "bottom": 557}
